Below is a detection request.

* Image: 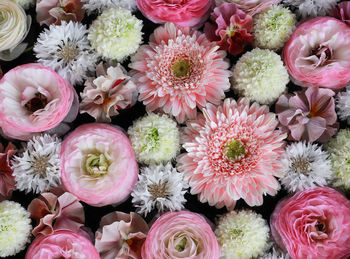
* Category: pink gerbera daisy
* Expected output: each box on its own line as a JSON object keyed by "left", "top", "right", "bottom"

{"left": 177, "top": 98, "right": 286, "bottom": 209}
{"left": 129, "top": 23, "right": 231, "bottom": 123}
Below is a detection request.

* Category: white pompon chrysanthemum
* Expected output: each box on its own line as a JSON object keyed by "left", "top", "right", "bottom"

{"left": 280, "top": 142, "right": 333, "bottom": 193}
{"left": 34, "top": 21, "right": 98, "bottom": 86}
{"left": 232, "top": 48, "right": 289, "bottom": 105}
{"left": 215, "top": 210, "right": 270, "bottom": 259}
{"left": 131, "top": 163, "right": 188, "bottom": 216}
{"left": 284, "top": 0, "right": 338, "bottom": 18}
{"left": 11, "top": 134, "right": 61, "bottom": 194}
{"left": 0, "top": 201, "right": 32, "bottom": 257}
{"left": 82, "top": 0, "right": 136, "bottom": 14}
{"left": 10, "top": 0, "right": 34, "bottom": 9}
{"left": 258, "top": 247, "right": 291, "bottom": 259}
{"left": 128, "top": 113, "right": 180, "bottom": 165}
{"left": 336, "top": 86, "right": 350, "bottom": 124}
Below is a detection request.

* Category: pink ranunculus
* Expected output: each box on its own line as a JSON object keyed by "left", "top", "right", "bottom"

{"left": 25, "top": 230, "right": 100, "bottom": 259}
{"left": 28, "top": 191, "right": 85, "bottom": 236}
{"left": 136, "top": 0, "right": 214, "bottom": 28}
{"left": 0, "top": 63, "right": 78, "bottom": 140}
{"left": 36, "top": 0, "right": 84, "bottom": 26}
{"left": 60, "top": 123, "right": 139, "bottom": 207}
{"left": 215, "top": 0, "right": 281, "bottom": 16}
{"left": 95, "top": 211, "right": 149, "bottom": 259}
{"left": 330, "top": 1, "right": 350, "bottom": 26}
{"left": 0, "top": 142, "right": 16, "bottom": 201}
{"left": 275, "top": 87, "right": 338, "bottom": 143}
{"left": 204, "top": 3, "right": 254, "bottom": 55}
{"left": 141, "top": 211, "right": 220, "bottom": 259}
{"left": 283, "top": 17, "right": 350, "bottom": 90}
{"left": 271, "top": 187, "right": 350, "bottom": 259}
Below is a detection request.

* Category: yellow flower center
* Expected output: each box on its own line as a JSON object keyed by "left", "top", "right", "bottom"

{"left": 85, "top": 153, "right": 110, "bottom": 177}
{"left": 225, "top": 140, "right": 246, "bottom": 161}
{"left": 172, "top": 59, "right": 191, "bottom": 78}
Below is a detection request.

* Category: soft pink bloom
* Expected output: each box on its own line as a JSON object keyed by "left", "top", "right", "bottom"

{"left": 275, "top": 87, "right": 338, "bottom": 143}
{"left": 129, "top": 23, "right": 231, "bottom": 123}
{"left": 80, "top": 62, "right": 138, "bottom": 123}
{"left": 177, "top": 98, "right": 286, "bottom": 209}
{"left": 95, "top": 211, "right": 149, "bottom": 259}
{"left": 330, "top": 1, "right": 350, "bottom": 26}
{"left": 283, "top": 17, "right": 350, "bottom": 90}
{"left": 28, "top": 191, "right": 85, "bottom": 237}
{"left": 204, "top": 3, "right": 254, "bottom": 55}
{"left": 141, "top": 211, "right": 220, "bottom": 259}
{"left": 136, "top": 0, "right": 214, "bottom": 28}
{"left": 36, "top": 0, "right": 84, "bottom": 26}
{"left": 25, "top": 230, "right": 100, "bottom": 259}
{"left": 0, "top": 63, "right": 78, "bottom": 140}
{"left": 271, "top": 187, "right": 350, "bottom": 259}
{"left": 60, "top": 123, "right": 138, "bottom": 207}
{"left": 215, "top": 0, "right": 281, "bottom": 16}
{"left": 0, "top": 142, "right": 16, "bottom": 201}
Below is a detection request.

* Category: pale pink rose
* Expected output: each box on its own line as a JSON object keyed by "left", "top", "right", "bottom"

{"left": 25, "top": 230, "right": 100, "bottom": 259}
{"left": 271, "top": 187, "right": 350, "bottom": 259}
{"left": 283, "top": 17, "right": 350, "bottom": 90}
{"left": 0, "top": 142, "right": 16, "bottom": 201}
{"left": 142, "top": 211, "right": 220, "bottom": 259}
{"left": 95, "top": 211, "right": 149, "bottom": 259}
{"left": 330, "top": 1, "right": 350, "bottom": 26}
{"left": 0, "top": 63, "right": 78, "bottom": 140}
{"left": 36, "top": 0, "right": 84, "bottom": 26}
{"left": 60, "top": 123, "right": 139, "bottom": 207}
{"left": 215, "top": 0, "right": 281, "bottom": 16}
{"left": 136, "top": 0, "right": 214, "bottom": 28}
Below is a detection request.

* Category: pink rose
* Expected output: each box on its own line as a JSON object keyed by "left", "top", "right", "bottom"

{"left": 0, "top": 142, "right": 16, "bottom": 201}
{"left": 136, "top": 0, "right": 214, "bottom": 28}
{"left": 283, "top": 17, "right": 350, "bottom": 90}
{"left": 25, "top": 230, "right": 100, "bottom": 259}
{"left": 60, "top": 123, "right": 138, "bottom": 207}
{"left": 215, "top": 0, "right": 281, "bottom": 16}
{"left": 142, "top": 211, "right": 220, "bottom": 259}
{"left": 330, "top": 1, "right": 350, "bottom": 26}
{"left": 271, "top": 187, "right": 350, "bottom": 259}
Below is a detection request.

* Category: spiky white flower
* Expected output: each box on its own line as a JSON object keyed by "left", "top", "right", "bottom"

{"left": 82, "top": 0, "right": 136, "bottom": 14}
{"left": 231, "top": 48, "right": 289, "bottom": 105}
{"left": 11, "top": 134, "right": 61, "bottom": 194}
{"left": 284, "top": 0, "right": 338, "bottom": 18}
{"left": 280, "top": 142, "right": 333, "bottom": 193}
{"left": 336, "top": 86, "right": 350, "bottom": 124}
{"left": 10, "top": 0, "right": 35, "bottom": 9}
{"left": 258, "top": 247, "right": 291, "bottom": 259}
{"left": 34, "top": 21, "right": 98, "bottom": 86}
{"left": 131, "top": 163, "right": 188, "bottom": 216}
{"left": 215, "top": 210, "right": 270, "bottom": 259}
{"left": 0, "top": 201, "right": 32, "bottom": 257}
{"left": 128, "top": 113, "right": 180, "bottom": 165}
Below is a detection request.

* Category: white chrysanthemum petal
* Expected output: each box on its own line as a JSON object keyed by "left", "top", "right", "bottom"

{"left": 0, "top": 201, "right": 32, "bottom": 257}
{"left": 336, "top": 86, "right": 350, "bottom": 124}
{"left": 11, "top": 134, "right": 61, "bottom": 194}
{"left": 34, "top": 21, "right": 98, "bottom": 86}
{"left": 284, "top": 0, "right": 338, "bottom": 18}
{"left": 258, "top": 247, "right": 291, "bottom": 259}
{"left": 280, "top": 141, "right": 333, "bottom": 193}
{"left": 82, "top": 0, "right": 136, "bottom": 13}
{"left": 215, "top": 210, "right": 270, "bottom": 259}
{"left": 131, "top": 163, "right": 188, "bottom": 216}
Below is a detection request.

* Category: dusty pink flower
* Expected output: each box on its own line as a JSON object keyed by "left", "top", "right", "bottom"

{"left": 28, "top": 191, "right": 85, "bottom": 237}
{"left": 276, "top": 87, "right": 338, "bottom": 143}
{"left": 283, "top": 17, "right": 350, "bottom": 90}
{"left": 330, "top": 1, "right": 350, "bottom": 26}
{"left": 80, "top": 62, "right": 137, "bottom": 123}
{"left": 129, "top": 23, "right": 231, "bottom": 123}
{"left": 142, "top": 211, "right": 220, "bottom": 259}
{"left": 271, "top": 187, "right": 350, "bottom": 259}
{"left": 25, "top": 230, "right": 100, "bottom": 259}
{"left": 60, "top": 123, "right": 138, "bottom": 207}
{"left": 136, "top": 0, "right": 214, "bottom": 28}
{"left": 36, "top": 0, "right": 84, "bottom": 26}
{"left": 204, "top": 3, "right": 254, "bottom": 55}
{"left": 177, "top": 98, "right": 286, "bottom": 209}
{"left": 215, "top": 0, "right": 281, "bottom": 16}
{"left": 0, "top": 63, "right": 78, "bottom": 140}
{"left": 0, "top": 142, "right": 16, "bottom": 201}
{"left": 95, "top": 212, "right": 149, "bottom": 259}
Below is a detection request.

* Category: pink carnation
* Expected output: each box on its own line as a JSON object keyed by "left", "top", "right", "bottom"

{"left": 271, "top": 187, "right": 350, "bottom": 259}
{"left": 25, "top": 230, "right": 100, "bottom": 259}
{"left": 204, "top": 3, "right": 254, "bottom": 55}
{"left": 330, "top": 1, "right": 350, "bottom": 26}
{"left": 136, "top": 0, "right": 214, "bottom": 28}
{"left": 0, "top": 142, "right": 16, "bottom": 201}
{"left": 0, "top": 63, "right": 78, "bottom": 140}
{"left": 283, "top": 17, "right": 350, "bottom": 90}
{"left": 177, "top": 98, "right": 286, "bottom": 209}
{"left": 60, "top": 123, "right": 138, "bottom": 207}
{"left": 215, "top": 0, "right": 281, "bottom": 16}
{"left": 129, "top": 23, "right": 231, "bottom": 123}
{"left": 141, "top": 211, "right": 220, "bottom": 259}
{"left": 36, "top": 0, "right": 84, "bottom": 26}
{"left": 275, "top": 87, "right": 338, "bottom": 143}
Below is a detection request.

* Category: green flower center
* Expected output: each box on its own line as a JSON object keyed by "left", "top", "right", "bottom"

{"left": 172, "top": 59, "right": 191, "bottom": 78}
{"left": 145, "top": 128, "right": 160, "bottom": 150}
{"left": 225, "top": 140, "right": 246, "bottom": 161}
{"left": 175, "top": 237, "right": 187, "bottom": 252}
{"left": 229, "top": 228, "right": 243, "bottom": 238}
{"left": 85, "top": 153, "right": 110, "bottom": 177}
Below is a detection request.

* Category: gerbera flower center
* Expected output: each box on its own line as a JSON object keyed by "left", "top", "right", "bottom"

{"left": 224, "top": 140, "right": 246, "bottom": 161}
{"left": 291, "top": 156, "right": 310, "bottom": 175}
{"left": 25, "top": 92, "right": 48, "bottom": 113}
{"left": 171, "top": 59, "right": 191, "bottom": 78}
{"left": 32, "top": 157, "right": 50, "bottom": 176}
{"left": 85, "top": 153, "right": 110, "bottom": 177}
{"left": 58, "top": 42, "right": 80, "bottom": 63}
{"left": 148, "top": 181, "right": 169, "bottom": 200}
{"left": 175, "top": 237, "right": 187, "bottom": 252}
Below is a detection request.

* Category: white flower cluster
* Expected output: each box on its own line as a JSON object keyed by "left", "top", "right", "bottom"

{"left": 337, "top": 86, "right": 350, "bottom": 124}
{"left": 83, "top": 0, "right": 136, "bottom": 14}
{"left": 284, "top": 0, "right": 338, "bottom": 18}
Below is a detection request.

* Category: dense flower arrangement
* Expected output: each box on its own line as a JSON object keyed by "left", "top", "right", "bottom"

{"left": 1, "top": 1, "right": 350, "bottom": 259}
